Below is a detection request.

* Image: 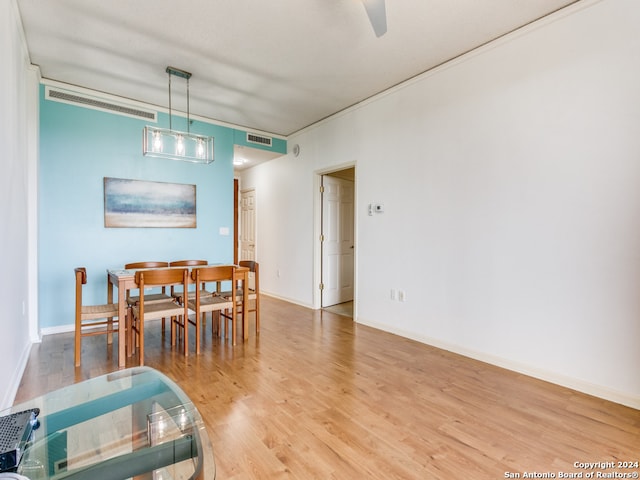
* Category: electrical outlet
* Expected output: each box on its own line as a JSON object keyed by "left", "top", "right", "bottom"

{"left": 398, "top": 290, "right": 406, "bottom": 302}
{"left": 390, "top": 289, "right": 397, "bottom": 301}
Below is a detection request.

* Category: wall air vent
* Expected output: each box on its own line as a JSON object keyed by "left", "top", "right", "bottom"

{"left": 46, "top": 87, "right": 157, "bottom": 121}
{"left": 247, "top": 133, "right": 273, "bottom": 147}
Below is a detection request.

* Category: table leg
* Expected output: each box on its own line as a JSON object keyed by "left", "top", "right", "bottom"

{"left": 242, "top": 271, "right": 249, "bottom": 341}
{"left": 107, "top": 279, "right": 114, "bottom": 345}
{"left": 115, "top": 279, "right": 127, "bottom": 367}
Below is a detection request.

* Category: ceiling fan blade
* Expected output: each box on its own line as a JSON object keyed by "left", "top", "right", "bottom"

{"left": 362, "top": 0, "right": 387, "bottom": 37}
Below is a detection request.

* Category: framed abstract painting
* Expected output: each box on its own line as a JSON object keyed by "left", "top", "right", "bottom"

{"left": 104, "top": 177, "right": 196, "bottom": 228}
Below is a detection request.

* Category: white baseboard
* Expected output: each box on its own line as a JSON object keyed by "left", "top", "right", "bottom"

{"left": 1, "top": 340, "right": 33, "bottom": 410}
{"left": 261, "top": 291, "right": 314, "bottom": 310}
{"left": 356, "top": 316, "right": 640, "bottom": 410}
{"left": 39, "top": 318, "right": 169, "bottom": 339}
{"left": 40, "top": 324, "right": 74, "bottom": 336}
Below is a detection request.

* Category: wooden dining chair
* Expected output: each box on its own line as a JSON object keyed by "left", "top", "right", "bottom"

{"left": 240, "top": 260, "right": 260, "bottom": 333}
{"left": 74, "top": 267, "right": 119, "bottom": 367}
{"left": 124, "top": 261, "right": 171, "bottom": 305}
{"left": 169, "top": 260, "right": 212, "bottom": 333}
{"left": 169, "top": 260, "right": 210, "bottom": 302}
{"left": 187, "top": 266, "right": 237, "bottom": 350}
{"left": 125, "top": 261, "right": 172, "bottom": 333}
{"left": 129, "top": 268, "right": 191, "bottom": 364}
{"left": 219, "top": 260, "right": 260, "bottom": 334}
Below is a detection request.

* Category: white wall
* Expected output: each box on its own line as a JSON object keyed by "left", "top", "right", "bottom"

{"left": 0, "top": 0, "right": 38, "bottom": 409}
{"left": 241, "top": 0, "right": 640, "bottom": 408}
{"left": 242, "top": 153, "right": 317, "bottom": 306}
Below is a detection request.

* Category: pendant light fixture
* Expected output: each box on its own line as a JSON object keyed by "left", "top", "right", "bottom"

{"left": 143, "top": 67, "right": 214, "bottom": 164}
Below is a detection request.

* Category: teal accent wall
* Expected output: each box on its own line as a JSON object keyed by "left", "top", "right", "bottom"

{"left": 38, "top": 85, "right": 236, "bottom": 329}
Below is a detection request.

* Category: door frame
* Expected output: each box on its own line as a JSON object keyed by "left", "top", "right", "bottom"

{"left": 313, "top": 163, "right": 357, "bottom": 317}
{"left": 239, "top": 187, "right": 257, "bottom": 262}
{"left": 234, "top": 178, "right": 239, "bottom": 264}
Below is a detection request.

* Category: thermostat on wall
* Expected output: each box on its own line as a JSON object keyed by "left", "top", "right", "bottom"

{"left": 368, "top": 203, "right": 385, "bottom": 216}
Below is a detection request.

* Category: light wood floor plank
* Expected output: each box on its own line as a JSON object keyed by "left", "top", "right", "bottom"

{"left": 15, "top": 296, "right": 640, "bottom": 479}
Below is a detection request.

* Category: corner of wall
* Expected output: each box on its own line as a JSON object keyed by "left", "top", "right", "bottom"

{"left": 0, "top": 340, "right": 32, "bottom": 409}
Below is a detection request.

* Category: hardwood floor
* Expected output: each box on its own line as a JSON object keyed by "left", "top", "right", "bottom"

{"left": 16, "top": 296, "right": 640, "bottom": 479}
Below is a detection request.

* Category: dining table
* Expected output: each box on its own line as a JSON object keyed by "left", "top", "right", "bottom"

{"left": 107, "top": 264, "right": 249, "bottom": 367}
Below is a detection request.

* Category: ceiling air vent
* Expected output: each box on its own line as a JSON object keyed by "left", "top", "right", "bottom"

{"left": 247, "top": 133, "right": 272, "bottom": 147}
{"left": 46, "top": 87, "right": 156, "bottom": 121}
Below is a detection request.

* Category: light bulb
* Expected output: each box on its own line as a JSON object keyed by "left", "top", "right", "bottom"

{"left": 176, "top": 135, "right": 185, "bottom": 156}
{"left": 196, "top": 139, "right": 205, "bottom": 158}
{"left": 152, "top": 131, "right": 163, "bottom": 152}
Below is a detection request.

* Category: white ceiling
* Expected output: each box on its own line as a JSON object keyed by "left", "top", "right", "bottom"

{"left": 17, "top": 0, "right": 579, "bottom": 141}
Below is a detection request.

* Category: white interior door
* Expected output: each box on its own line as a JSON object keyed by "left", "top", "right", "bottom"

{"left": 321, "top": 175, "right": 354, "bottom": 306}
{"left": 240, "top": 189, "right": 256, "bottom": 261}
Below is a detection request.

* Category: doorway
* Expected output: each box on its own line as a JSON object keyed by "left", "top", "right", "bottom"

{"left": 239, "top": 188, "right": 256, "bottom": 261}
{"left": 321, "top": 167, "right": 355, "bottom": 317}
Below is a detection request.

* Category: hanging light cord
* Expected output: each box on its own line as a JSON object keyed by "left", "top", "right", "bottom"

{"left": 187, "top": 75, "right": 190, "bottom": 134}
{"left": 168, "top": 70, "right": 172, "bottom": 131}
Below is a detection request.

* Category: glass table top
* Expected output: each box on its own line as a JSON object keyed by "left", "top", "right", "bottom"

{"left": 2, "top": 367, "right": 214, "bottom": 480}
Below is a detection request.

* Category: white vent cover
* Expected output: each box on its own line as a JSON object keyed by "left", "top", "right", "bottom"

{"left": 247, "top": 133, "right": 273, "bottom": 147}
{"left": 46, "top": 87, "right": 157, "bottom": 121}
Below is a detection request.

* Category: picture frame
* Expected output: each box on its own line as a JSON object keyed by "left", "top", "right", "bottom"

{"left": 104, "top": 177, "right": 196, "bottom": 228}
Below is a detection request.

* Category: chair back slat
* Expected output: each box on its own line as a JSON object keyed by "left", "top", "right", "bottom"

{"left": 125, "top": 261, "right": 169, "bottom": 269}
{"left": 74, "top": 267, "right": 87, "bottom": 285}
{"left": 239, "top": 260, "right": 256, "bottom": 272}
{"left": 191, "top": 266, "right": 235, "bottom": 284}
{"left": 135, "top": 268, "right": 188, "bottom": 287}
{"left": 170, "top": 260, "right": 208, "bottom": 267}
{"left": 239, "top": 261, "right": 259, "bottom": 292}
